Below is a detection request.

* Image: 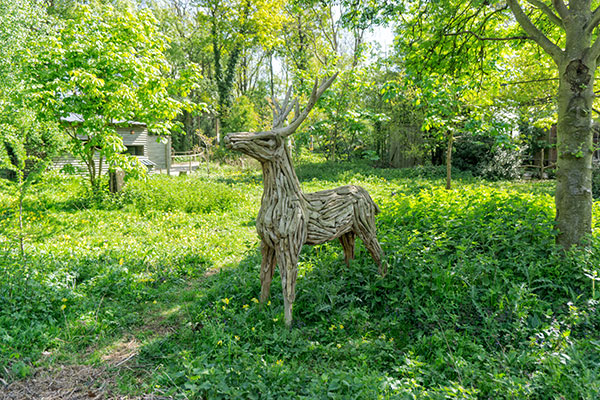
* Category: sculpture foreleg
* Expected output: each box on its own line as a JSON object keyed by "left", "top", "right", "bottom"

{"left": 276, "top": 236, "right": 303, "bottom": 328}
{"left": 260, "top": 242, "right": 277, "bottom": 303}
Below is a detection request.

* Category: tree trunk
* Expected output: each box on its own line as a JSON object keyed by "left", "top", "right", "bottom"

{"left": 555, "top": 57, "right": 595, "bottom": 248}
{"left": 269, "top": 50, "right": 274, "bottom": 99}
{"left": 446, "top": 132, "right": 453, "bottom": 190}
{"left": 18, "top": 172, "right": 24, "bottom": 259}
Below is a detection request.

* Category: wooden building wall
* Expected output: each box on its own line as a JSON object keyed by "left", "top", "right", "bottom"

{"left": 52, "top": 125, "right": 171, "bottom": 174}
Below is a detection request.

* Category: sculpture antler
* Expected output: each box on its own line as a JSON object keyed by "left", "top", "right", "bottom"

{"left": 271, "top": 73, "right": 338, "bottom": 137}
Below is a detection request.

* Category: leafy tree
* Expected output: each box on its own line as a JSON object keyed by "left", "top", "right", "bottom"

{"left": 149, "top": 0, "right": 213, "bottom": 150}
{"left": 504, "top": 0, "right": 600, "bottom": 248}
{"left": 348, "top": 0, "right": 600, "bottom": 248}
{"left": 0, "top": 0, "right": 66, "bottom": 257}
{"left": 24, "top": 2, "right": 187, "bottom": 190}
{"left": 222, "top": 95, "right": 260, "bottom": 132}
{"left": 0, "top": 0, "right": 63, "bottom": 176}
{"left": 195, "top": 0, "right": 285, "bottom": 142}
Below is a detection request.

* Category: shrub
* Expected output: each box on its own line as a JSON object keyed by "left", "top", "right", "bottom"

{"left": 452, "top": 134, "right": 494, "bottom": 172}
{"left": 453, "top": 134, "right": 523, "bottom": 180}
{"left": 478, "top": 144, "right": 526, "bottom": 181}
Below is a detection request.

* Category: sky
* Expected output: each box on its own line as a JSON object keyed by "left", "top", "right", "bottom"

{"left": 368, "top": 25, "right": 395, "bottom": 55}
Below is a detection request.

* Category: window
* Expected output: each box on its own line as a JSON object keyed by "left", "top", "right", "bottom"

{"left": 125, "top": 145, "right": 144, "bottom": 156}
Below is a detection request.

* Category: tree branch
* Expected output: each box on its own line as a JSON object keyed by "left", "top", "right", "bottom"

{"left": 507, "top": 0, "right": 563, "bottom": 64}
{"left": 500, "top": 77, "right": 558, "bottom": 85}
{"left": 588, "top": 35, "right": 600, "bottom": 63}
{"left": 526, "top": 0, "right": 563, "bottom": 27}
{"left": 445, "top": 31, "right": 530, "bottom": 41}
{"left": 551, "top": 0, "right": 569, "bottom": 19}
{"left": 586, "top": 5, "right": 600, "bottom": 34}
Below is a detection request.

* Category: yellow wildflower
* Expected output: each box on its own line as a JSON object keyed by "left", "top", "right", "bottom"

{"left": 234, "top": 336, "right": 240, "bottom": 341}
{"left": 221, "top": 298, "right": 230, "bottom": 305}
{"left": 119, "top": 258, "right": 124, "bottom": 266}
{"left": 243, "top": 304, "right": 249, "bottom": 309}
{"left": 336, "top": 344, "right": 342, "bottom": 349}
{"left": 61, "top": 298, "right": 67, "bottom": 302}
{"left": 251, "top": 298, "right": 259, "bottom": 304}
{"left": 60, "top": 304, "right": 66, "bottom": 310}
{"left": 339, "top": 324, "right": 344, "bottom": 330}
{"left": 251, "top": 327, "right": 256, "bottom": 332}
{"left": 217, "top": 340, "right": 223, "bottom": 346}
{"left": 275, "top": 359, "right": 283, "bottom": 366}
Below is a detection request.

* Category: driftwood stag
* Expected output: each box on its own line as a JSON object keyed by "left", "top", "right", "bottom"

{"left": 225, "top": 75, "right": 384, "bottom": 327}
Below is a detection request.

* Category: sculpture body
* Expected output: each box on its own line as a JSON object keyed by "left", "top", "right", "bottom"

{"left": 225, "top": 76, "right": 384, "bottom": 327}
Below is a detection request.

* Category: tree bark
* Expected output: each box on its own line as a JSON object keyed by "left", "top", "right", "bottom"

{"left": 555, "top": 57, "right": 595, "bottom": 248}
{"left": 507, "top": 0, "right": 597, "bottom": 248}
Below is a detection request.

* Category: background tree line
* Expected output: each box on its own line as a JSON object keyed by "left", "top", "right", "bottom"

{"left": 2, "top": 0, "right": 599, "bottom": 247}
{"left": 0, "top": 0, "right": 557, "bottom": 175}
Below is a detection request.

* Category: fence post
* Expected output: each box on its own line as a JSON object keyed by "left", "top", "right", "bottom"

{"left": 109, "top": 169, "right": 125, "bottom": 193}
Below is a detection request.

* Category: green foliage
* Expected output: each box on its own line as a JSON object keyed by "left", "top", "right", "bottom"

{"left": 0, "top": 0, "right": 66, "bottom": 180}
{"left": 310, "top": 69, "right": 384, "bottom": 161}
{"left": 453, "top": 134, "right": 524, "bottom": 181}
{"left": 592, "top": 163, "right": 600, "bottom": 199}
{"left": 22, "top": 2, "right": 190, "bottom": 189}
{"left": 222, "top": 96, "right": 260, "bottom": 133}
{"left": 1, "top": 159, "right": 599, "bottom": 398}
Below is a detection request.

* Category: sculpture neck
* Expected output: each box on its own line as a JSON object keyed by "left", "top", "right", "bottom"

{"left": 260, "top": 146, "right": 302, "bottom": 200}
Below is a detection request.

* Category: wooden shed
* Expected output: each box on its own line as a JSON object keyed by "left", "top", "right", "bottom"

{"left": 53, "top": 115, "right": 171, "bottom": 174}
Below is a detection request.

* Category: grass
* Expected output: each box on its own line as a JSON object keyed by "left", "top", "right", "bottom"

{"left": 0, "top": 154, "right": 599, "bottom": 399}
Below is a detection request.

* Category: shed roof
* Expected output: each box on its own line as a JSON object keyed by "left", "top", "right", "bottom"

{"left": 61, "top": 113, "right": 147, "bottom": 127}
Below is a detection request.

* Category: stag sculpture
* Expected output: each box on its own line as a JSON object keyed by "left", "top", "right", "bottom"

{"left": 225, "top": 75, "right": 384, "bottom": 327}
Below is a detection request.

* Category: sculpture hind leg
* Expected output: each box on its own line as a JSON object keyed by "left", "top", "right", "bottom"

{"left": 260, "top": 242, "right": 277, "bottom": 303}
{"left": 339, "top": 232, "right": 355, "bottom": 266}
{"left": 354, "top": 208, "right": 386, "bottom": 275}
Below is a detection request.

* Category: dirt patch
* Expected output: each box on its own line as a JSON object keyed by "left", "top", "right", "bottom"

{"left": 1, "top": 365, "right": 105, "bottom": 400}
{"left": 0, "top": 365, "right": 172, "bottom": 399}
{"left": 1, "top": 280, "right": 201, "bottom": 400}
{"left": 101, "top": 337, "right": 141, "bottom": 367}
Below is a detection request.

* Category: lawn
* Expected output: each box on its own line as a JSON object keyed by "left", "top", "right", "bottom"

{"left": 1, "top": 156, "right": 599, "bottom": 399}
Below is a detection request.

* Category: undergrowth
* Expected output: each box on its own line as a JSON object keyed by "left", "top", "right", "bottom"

{"left": 0, "top": 157, "right": 598, "bottom": 399}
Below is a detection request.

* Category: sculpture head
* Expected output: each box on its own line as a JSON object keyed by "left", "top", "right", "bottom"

{"left": 224, "top": 131, "right": 285, "bottom": 162}
{"left": 225, "top": 74, "right": 337, "bottom": 163}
